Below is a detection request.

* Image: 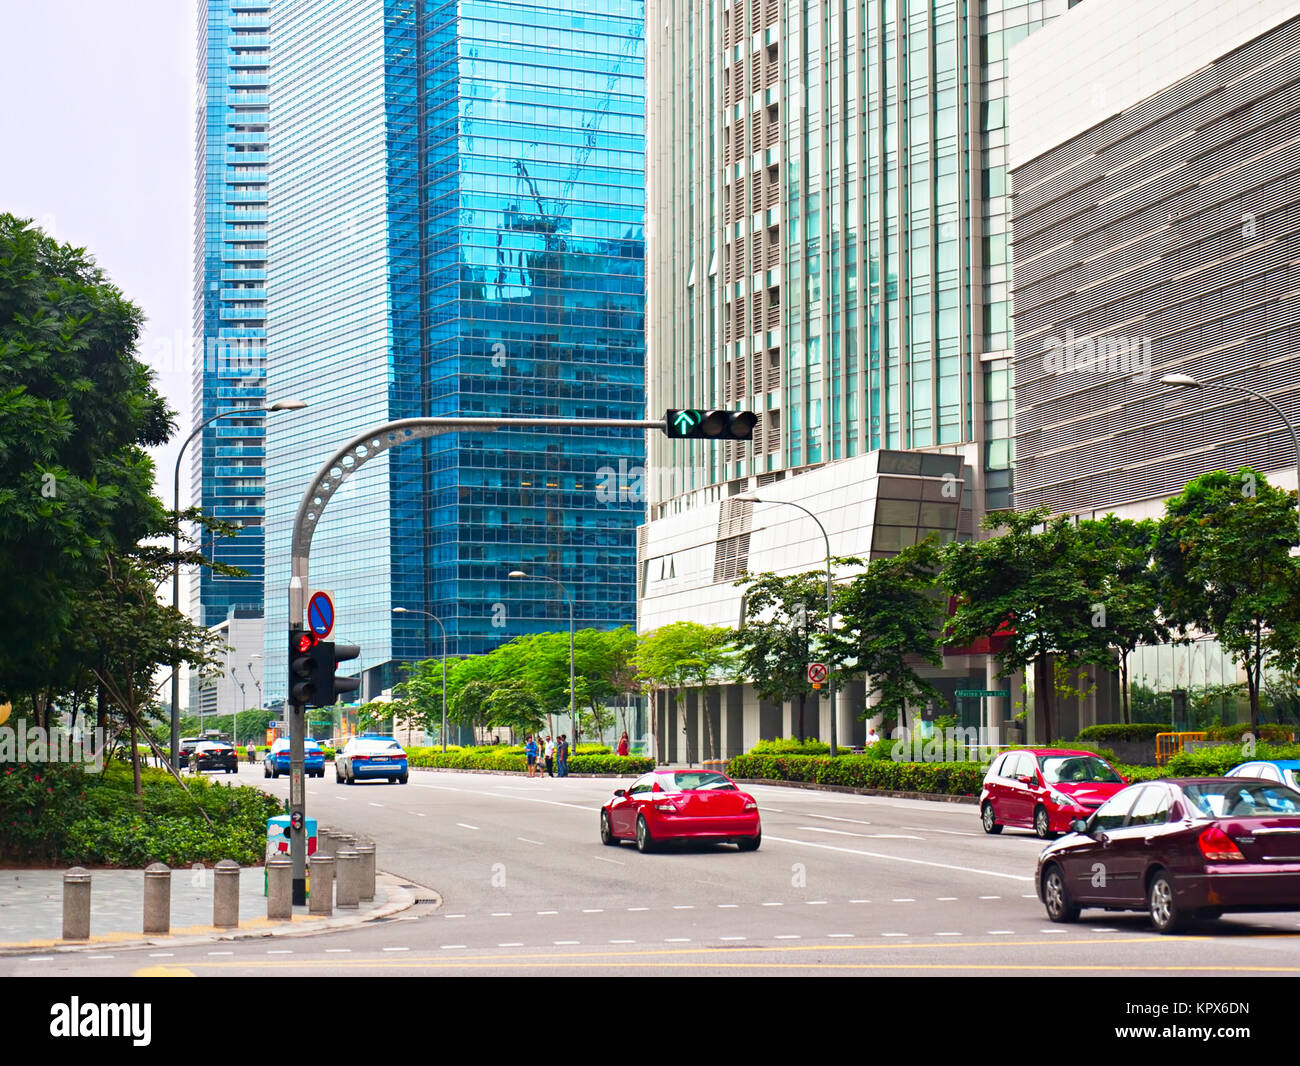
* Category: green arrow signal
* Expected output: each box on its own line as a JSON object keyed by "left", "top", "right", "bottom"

{"left": 673, "top": 410, "right": 700, "bottom": 435}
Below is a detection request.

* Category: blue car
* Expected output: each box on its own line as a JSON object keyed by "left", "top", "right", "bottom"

{"left": 1225, "top": 759, "right": 1300, "bottom": 791}
{"left": 265, "top": 738, "right": 326, "bottom": 779}
{"left": 336, "top": 735, "right": 408, "bottom": 784}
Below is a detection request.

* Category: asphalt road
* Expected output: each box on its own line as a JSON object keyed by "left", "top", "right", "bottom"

{"left": 9, "top": 763, "right": 1300, "bottom": 977}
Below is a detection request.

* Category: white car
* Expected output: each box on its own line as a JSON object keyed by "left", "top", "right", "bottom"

{"left": 335, "top": 735, "right": 408, "bottom": 785}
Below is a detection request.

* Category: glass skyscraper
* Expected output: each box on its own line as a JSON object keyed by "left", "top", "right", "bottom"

{"left": 192, "top": 0, "right": 271, "bottom": 627}
{"left": 263, "top": 0, "right": 645, "bottom": 703}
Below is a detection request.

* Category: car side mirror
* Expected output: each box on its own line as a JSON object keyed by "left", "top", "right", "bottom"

{"left": 613, "top": 789, "right": 626, "bottom": 797}
{"left": 1069, "top": 819, "right": 1089, "bottom": 834}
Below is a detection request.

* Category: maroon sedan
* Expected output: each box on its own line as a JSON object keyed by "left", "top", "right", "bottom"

{"left": 1036, "top": 777, "right": 1300, "bottom": 933}
{"left": 981, "top": 748, "right": 1128, "bottom": 839}
{"left": 600, "top": 769, "right": 762, "bottom": 853}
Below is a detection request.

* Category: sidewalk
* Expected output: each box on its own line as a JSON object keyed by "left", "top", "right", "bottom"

{"left": 0, "top": 867, "right": 425, "bottom": 955}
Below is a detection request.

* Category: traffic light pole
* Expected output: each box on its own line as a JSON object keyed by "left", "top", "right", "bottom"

{"left": 286, "top": 416, "right": 671, "bottom": 903}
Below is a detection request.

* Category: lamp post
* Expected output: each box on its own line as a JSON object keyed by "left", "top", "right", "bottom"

{"left": 738, "top": 496, "right": 838, "bottom": 755}
{"left": 509, "top": 571, "right": 576, "bottom": 746}
{"left": 169, "top": 398, "right": 307, "bottom": 767}
{"left": 392, "top": 607, "right": 448, "bottom": 751}
{"left": 1160, "top": 373, "right": 1300, "bottom": 544}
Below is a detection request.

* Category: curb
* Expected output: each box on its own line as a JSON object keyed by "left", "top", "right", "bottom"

{"left": 731, "top": 777, "right": 980, "bottom": 804}
{"left": 0, "top": 871, "right": 432, "bottom": 957}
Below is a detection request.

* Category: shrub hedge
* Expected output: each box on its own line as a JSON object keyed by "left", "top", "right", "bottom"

{"left": 750, "top": 737, "right": 832, "bottom": 756}
{"left": 726, "top": 754, "right": 986, "bottom": 796}
{"left": 1164, "top": 742, "right": 1300, "bottom": 777}
{"left": 1076, "top": 723, "right": 1171, "bottom": 743}
{"left": 1202, "top": 724, "right": 1300, "bottom": 743}
{"left": 405, "top": 749, "right": 653, "bottom": 774}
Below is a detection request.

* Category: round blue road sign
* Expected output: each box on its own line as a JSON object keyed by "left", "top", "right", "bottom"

{"left": 307, "top": 591, "right": 334, "bottom": 639}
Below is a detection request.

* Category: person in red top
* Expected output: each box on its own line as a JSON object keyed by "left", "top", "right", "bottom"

{"left": 617, "top": 732, "right": 630, "bottom": 756}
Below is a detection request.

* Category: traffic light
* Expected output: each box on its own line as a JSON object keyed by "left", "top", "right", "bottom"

{"left": 288, "top": 631, "right": 322, "bottom": 706}
{"left": 664, "top": 409, "right": 758, "bottom": 440}
{"left": 326, "top": 641, "right": 361, "bottom": 704}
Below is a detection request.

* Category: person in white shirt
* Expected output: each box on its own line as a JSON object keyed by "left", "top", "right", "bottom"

{"left": 544, "top": 736, "right": 556, "bottom": 777}
{"left": 865, "top": 726, "right": 879, "bottom": 747}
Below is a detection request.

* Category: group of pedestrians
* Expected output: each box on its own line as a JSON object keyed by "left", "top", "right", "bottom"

{"left": 523, "top": 733, "right": 571, "bottom": 777}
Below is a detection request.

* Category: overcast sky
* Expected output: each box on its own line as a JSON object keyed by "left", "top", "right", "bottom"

{"left": 0, "top": 0, "right": 196, "bottom": 508}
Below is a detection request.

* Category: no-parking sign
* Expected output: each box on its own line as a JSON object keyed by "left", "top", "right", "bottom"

{"left": 307, "top": 590, "right": 335, "bottom": 639}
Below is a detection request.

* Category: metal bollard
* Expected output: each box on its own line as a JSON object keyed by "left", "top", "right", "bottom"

{"left": 213, "top": 860, "right": 240, "bottom": 928}
{"left": 266, "top": 858, "right": 293, "bottom": 920}
{"left": 143, "top": 863, "right": 171, "bottom": 935}
{"left": 62, "top": 867, "right": 91, "bottom": 940}
{"left": 335, "top": 849, "right": 360, "bottom": 910}
{"left": 355, "top": 843, "right": 376, "bottom": 902}
{"left": 309, "top": 855, "right": 334, "bottom": 916}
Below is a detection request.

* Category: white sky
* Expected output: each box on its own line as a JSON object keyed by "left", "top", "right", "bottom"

{"left": 0, "top": 0, "right": 197, "bottom": 511}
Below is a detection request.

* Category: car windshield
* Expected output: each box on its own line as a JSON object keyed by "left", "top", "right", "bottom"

{"left": 1182, "top": 781, "right": 1300, "bottom": 817}
{"left": 661, "top": 771, "right": 736, "bottom": 792}
{"left": 1039, "top": 756, "right": 1121, "bottom": 785}
{"left": 359, "top": 740, "right": 403, "bottom": 753}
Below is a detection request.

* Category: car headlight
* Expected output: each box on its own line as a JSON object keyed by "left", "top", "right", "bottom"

{"left": 1049, "top": 790, "right": 1081, "bottom": 809}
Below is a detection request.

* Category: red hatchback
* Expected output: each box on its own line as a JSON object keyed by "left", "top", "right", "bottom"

{"left": 601, "top": 769, "right": 762, "bottom": 853}
{"left": 1037, "top": 777, "right": 1300, "bottom": 932}
{"left": 981, "top": 748, "right": 1127, "bottom": 839}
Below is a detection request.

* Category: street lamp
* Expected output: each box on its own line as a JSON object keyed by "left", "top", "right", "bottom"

{"left": 509, "top": 571, "right": 576, "bottom": 746}
{"left": 169, "top": 398, "right": 308, "bottom": 767}
{"left": 737, "top": 496, "right": 838, "bottom": 756}
{"left": 1160, "top": 373, "right": 1300, "bottom": 544}
{"left": 392, "top": 607, "right": 448, "bottom": 752}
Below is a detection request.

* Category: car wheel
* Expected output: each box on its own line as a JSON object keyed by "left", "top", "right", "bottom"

{"left": 737, "top": 832, "right": 761, "bottom": 852}
{"left": 335, "top": 768, "right": 343, "bottom": 783}
{"left": 600, "top": 811, "right": 618, "bottom": 846}
{"left": 635, "top": 815, "right": 655, "bottom": 854}
{"left": 1148, "top": 870, "right": 1187, "bottom": 934}
{"left": 398, "top": 775, "right": 408, "bottom": 784}
{"left": 347, "top": 768, "right": 356, "bottom": 785}
{"left": 263, "top": 763, "right": 270, "bottom": 778}
{"left": 1042, "top": 864, "right": 1080, "bottom": 923}
{"left": 981, "top": 803, "right": 1003, "bottom": 834}
{"left": 1034, "top": 806, "right": 1056, "bottom": 840}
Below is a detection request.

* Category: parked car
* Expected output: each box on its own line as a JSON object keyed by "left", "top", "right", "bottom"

{"left": 335, "top": 736, "right": 408, "bottom": 784}
{"left": 1036, "top": 777, "right": 1300, "bottom": 932}
{"left": 980, "top": 747, "right": 1128, "bottom": 839}
{"left": 192, "top": 741, "right": 238, "bottom": 774}
{"left": 1226, "top": 760, "right": 1300, "bottom": 791}
{"left": 264, "top": 738, "right": 325, "bottom": 778}
{"left": 600, "top": 768, "right": 762, "bottom": 853}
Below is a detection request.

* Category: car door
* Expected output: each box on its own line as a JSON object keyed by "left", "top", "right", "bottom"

{"left": 1063, "top": 788, "right": 1142, "bottom": 904}
{"left": 611, "top": 775, "right": 651, "bottom": 837}
{"left": 1002, "top": 752, "right": 1038, "bottom": 826}
{"left": 1101, "top": 784, "right": 1174, "bottom": 905}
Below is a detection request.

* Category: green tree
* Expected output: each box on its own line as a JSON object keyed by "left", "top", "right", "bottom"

{"left": 942, "top": 509, "right": 1099, "bottom": 744}
{"left": 632, "top": 621, "right": 733, "bottom": 760}
{"left": 732, "top": 570, "right": 830, "bottom": 742}
{"left": 829, "top": 540, "right": 946, "bottom": 723}
{"left": 0, "top": 215, "right": 171, "bottom": 704}
{"left": 1153, "top": 467, "right": 1300, "bottom": 731}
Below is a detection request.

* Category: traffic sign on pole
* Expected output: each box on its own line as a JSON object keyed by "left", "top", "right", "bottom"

{"left": 807, "top": 662, "right": 828, "bottom": 684}
{"left": 307, "top": 590, "right": 335, "bottom": 639}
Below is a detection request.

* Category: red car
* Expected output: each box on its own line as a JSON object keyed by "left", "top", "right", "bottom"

{"left": 600, "top": 769, "right": 762, "bottom": 853}
{"left": 1037, "top": 777, "right": 1300, "bottom": 932}
{"left": 981, "top": 748, "right": 1127, "bottom": 839}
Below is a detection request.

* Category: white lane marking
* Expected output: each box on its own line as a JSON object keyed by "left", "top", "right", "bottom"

{"left": 414, "top": 781, "right": 596, "bottom": 813}
{"left": 148, "top": 953, "right": 174, "bottom": 958}
{"left": 936, "top": 897, "right": 958, "bottom": 901}
{"left": 537, "top": 910, "right": 558, "bottom": 915}
{"left": 865, "top": 834, "right": 926, "bottom": 839}
{"left": 492, "top": 912, "right": 512, "bottom": 917}
{"left": 760, "top": 807, "right": 785, "bottom": 813}
{"left": 765, "top": 835, "right": 1034, "bottom": 881}
{"left": 441, "top": 944, "right": 466, "bottom": 949}
{"left": 457, "top": 822, "right": 479, "bottom": 830}
{"left": 988, "top": 931, "right": 1015, "bottom": 935}
{"left": 499, "top": 942, "right": 524, "bottom": 947}
{"left": 24, "top": 957, "right": 53, "bottom": 961}
{"left": 394, "top": 916, "right": 419, "bottom": 922}
{"left": 582, "top": 909, "right": 603, "bottom": 913}
{"left": 89, "top": 955, "right": 115, "bottom": 960}
{"left": 383, "top": 947, "right": 409, "bottom": 952}
{"left": 593, "top": 856, "right": 624, "bottom": 865}
{"left": 1092, "top": 928, "right": 1118, "bottom": 933}
{"left": 207, "top": 951, "right": 233, "bottom": 956}
{"left": 882, "top": 933, "right": 908, "bottom": 937}
{"left": 805, "top": 900, "right": 828, "bottom": 905}
{"left": 369, "top": 802, "right": 384, "bottom": 808}
{"left": 554, "top": 940, "right": 580, "bottom": 946}
{"left": 850, "top": 899, "right": 872, "bottom": 904}
{"left": 267, "top": 950, "right": 293, "bottom": 955}
{"left": 517, "top": 837, "right": 544, "bottom": 846}
{"left": 628, "top": 907, "right": 649, "bottom": 912}
{"left": 762, "top": 902, "right": 784, "bottom": 907}
{"left": 892, "top": 898, "right": 917, "bottom": 902}
{"left": 775, "top": 934, "right": 800, "bottom": 940}
{"left": 665, "top": 938, "right": 691, "bottom": 943}
{"left": 444, "top": 914, "right": 465, "bottom": 919}
{"left": 609, "top": 939, "right": 636, "bottom": 944}
{"left": 415, "top": 813, "right": 425, "bottom": 817}
{"left": 1040, "top": 929, "right": 1067, "bottom": 934}
{"left": 798, "top": 826, "right": 895, "bottom": 839}
{"left": 901, "top": 825, "right": 981, "bottom": 837}
{"left": 934, "top": 932, "right": 962, "bottom": 937}
{"left": 326, "top": 948, "right": 351, "bottom": 953}
{"left": 717, "top": 904, "right": 739, "bottom": 908}
{"left": 804, "top": 813, "right": 873, "bottom": 826}
{"left": 1022, "top": 894, "right": 1037, "bottom": 898}
{"left": 673, "top": 905, "right": 695, "bottom": 910}
{"left": 979, "top": 895, "right": 1001, "bottom": 900}
{"left": 718, "top": 936, "right": 746, "bottom": 941}
{"left": 828, "top": 933, "right": 855, "bottom": 938}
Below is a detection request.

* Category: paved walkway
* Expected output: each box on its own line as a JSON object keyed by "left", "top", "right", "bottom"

{"left": 0, "top": 866, "right": 422, "bottom": 954}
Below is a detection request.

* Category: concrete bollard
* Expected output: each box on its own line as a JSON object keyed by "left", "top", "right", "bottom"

{"left": 308, "top": 855, "right": 334, "bottom": 916}
{"left": 355, "top": 842, "right": 376, "bottom": 902}
{"left": 266, "top": 858, "right": 293, "bottom": 920}
{"left": 333, "top": 833, "right": 356, "bottom": 856}
{"left": 335, "top": 849, "right": 360, "bottom": 910}
{"left": 143, "top": 863, "right": 171, "bottom": 935}
{"left": 317, "top": 828, "right": 336, "bottom": 858}
{"left": 62, "top": 867, "right": 92, "bottom": 940}
{"left": 213, "top": 860, "right": 241, "bottom": 928}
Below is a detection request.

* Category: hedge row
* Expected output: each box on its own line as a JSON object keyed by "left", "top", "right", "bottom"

{"left": 726, "top": 754, "right": 986, "bottom": 796}
{"left": 1165, "top": 742, "right": 1300, "bottom": 777}
{"left": 1202, "top": 724, "right": 1299, "bottom": 742}
{"left": 749, "top": 737, "right": 832, "bottom": 756}
{"left": 406, "top": 750, "right": 653, "bottom": 774}
{"left": 1076, "top": 723, "right": 1171, "bottom": 742}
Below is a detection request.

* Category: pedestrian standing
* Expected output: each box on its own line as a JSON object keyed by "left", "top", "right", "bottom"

{"left": 246, "top": 739, "right": 256, "bottom": 765}
{"left": 524, "top": 735, "right": 538, "bottom": 778}
{"left": 557, "top": 735, "right": 569, "bottom": 777}
{"left": 617, "top": 731, "right": 630, "bottom": 757}
{"left": 544, "top": 735, "right": 556, "bottom": 777}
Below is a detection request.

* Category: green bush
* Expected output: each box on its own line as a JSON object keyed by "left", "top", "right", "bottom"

{"left": 404, "top": 750, "right": 653, "bottom": 774}
{"left": 726, "top": 754, "right": 985, "bottom": 796}
{"left": 1202, "top": 724, "right": 1299, "bottom": 742}
{"left": 1112, "top": 764, "right": 1169, "bottom": 783}
{"left": 749, "top": 737, "right": 832, "bottom": 756}
{"left": 0, "top": 761, "right": 89, "bottom": 862}
{"left": 1165, "top": 742, "right": 1300, "bottom": 777}
{"left": 1076, "top": 723, "right": 1171, "bottom": 743}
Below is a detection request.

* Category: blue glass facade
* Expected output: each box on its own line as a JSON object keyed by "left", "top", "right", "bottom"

{"left": 264, "top": 0, "right": 645, "bottom": 702}
{"left": 193, "top": 0, "right": 270, "bottom": 627}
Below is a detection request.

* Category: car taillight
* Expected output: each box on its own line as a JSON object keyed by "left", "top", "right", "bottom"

{"left": 1198, "top": 825, "right": 1245, "bottom": 861}
{"left": 654, "top": 801, "right": 677, "bottom": 812}
{"left": 743, "top": 799, "right": 758, "bottom": 811}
